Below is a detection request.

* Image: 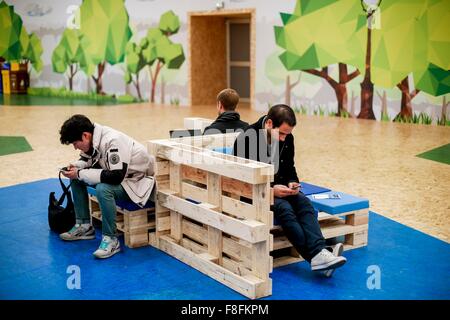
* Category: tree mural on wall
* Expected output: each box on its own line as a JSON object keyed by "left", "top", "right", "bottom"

{"left": 0, "top": 1, "right": 43, "bottom": 73}
{"left": 274, "top": 0, "right": 362, "bottom": 117}
{"left": 124, "top": 41, "right": 146, "bottom": 101}
{"left": 52, "top": 29, "right": 92, "bottom": 90}
{"left": 347, "top": 0, "right": 450, "bottom": 121}
{"left": 78, "top": 0, "right": 132, "bottom": 94}
{"left": 275, "top": 0, "right": 450, "bottom": 121}
{"left": 142, "top": 10, "right": 185, "bottom": 103}
{"left": 265, "top": 51, "right": 301, "bottom": 106}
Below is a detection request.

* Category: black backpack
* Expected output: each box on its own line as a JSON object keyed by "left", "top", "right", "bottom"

{"left": 48, "top": 172, "right": 75, "bottom": 234}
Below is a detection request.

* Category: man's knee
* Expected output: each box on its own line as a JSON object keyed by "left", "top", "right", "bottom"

{"left": 95, "top": 183, "right": 114, "bottom": 198}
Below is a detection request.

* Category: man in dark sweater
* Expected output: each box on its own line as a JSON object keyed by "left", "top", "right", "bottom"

{"left": 233, "top": 104, "right": 347, "bottom": 276}
{"left": 203, "top": 88, "right": 248, "bottom": 135}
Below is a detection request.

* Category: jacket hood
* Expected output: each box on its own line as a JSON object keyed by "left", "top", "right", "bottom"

{"left": 216, "top": 111, "right": 241, "bottom": 122}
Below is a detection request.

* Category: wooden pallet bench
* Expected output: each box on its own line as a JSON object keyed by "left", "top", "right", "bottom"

{"left": 87, "top": 186, "right": 156, "bottom": 248}
{"left": 271, "top": 190, "right": 370, "bottom": 267}
{"left": 148, "top": 136, "right": 274, "bottom": 299}
{"left": 147, "top": 130, "right": 370, "bottom": 299}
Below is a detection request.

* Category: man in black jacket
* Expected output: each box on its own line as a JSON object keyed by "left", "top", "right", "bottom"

{"left": 233, "top": 104, "right": 347, "bottom": 276}
{"left": 203, "top": 88, "right": 248, "bottom": 135}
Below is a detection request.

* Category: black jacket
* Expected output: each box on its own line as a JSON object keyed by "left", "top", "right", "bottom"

{"left": 203, "top": 111, "right": 249, "bottom": 135}
{"left": 232, "top": 115, "right": 299, "bottom": 186}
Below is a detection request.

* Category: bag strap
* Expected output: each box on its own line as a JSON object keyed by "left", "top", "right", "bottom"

{"left": 57, "top": 171, "right": 73, "bottom": 206}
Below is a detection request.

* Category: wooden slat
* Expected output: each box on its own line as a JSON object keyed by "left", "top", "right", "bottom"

{"left": 152, "top": 141, "right": 273, "bottom": 184}
{"left": 182, "top": 219, "right": 207, "bottom": 245}
{"left": 223, "top": 236, "right": 252, "bottom": 269}
{"left": 158, "top": 235, "right": 269, "bottom": 299}
{"left": 158, "top": 189, "right": 268, "bottom": 243}
{"left": 182, "top": 182, "right": 208, "bottom": 203}
{"left": 222, "top": 177, "right": 253, "bottom": 199}
{"left": 207, "top": 172, "right": 223, "bottom": 264}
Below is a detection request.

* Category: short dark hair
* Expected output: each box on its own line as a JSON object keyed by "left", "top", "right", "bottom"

{"left": 267, "top": 104, "right": 297, "bottom": 128}
{"left": 217, "top": 88, "right": 240, "bottom": 111}
{"left": 59, "top": 114, "right": 94, "bottom": 145}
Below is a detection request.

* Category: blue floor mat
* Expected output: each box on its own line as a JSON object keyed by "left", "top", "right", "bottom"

{"left": 0, "top": 179, "right": 449, "bottom": 300}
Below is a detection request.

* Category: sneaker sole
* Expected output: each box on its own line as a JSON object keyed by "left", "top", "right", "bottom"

{"left": 311, "top": 257, "right": 347, "bottom": 272}
{"left": 324, "top": 244, "right": 345, "bottom": 277}
{"left": 93, "top": 245, "right": 121, "bottom": 259}
{"left": 60, "top": 234, "right": 96, "bottom": 241}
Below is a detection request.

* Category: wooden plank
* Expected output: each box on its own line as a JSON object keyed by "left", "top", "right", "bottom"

{"left": 222, "top": 177, "right": 253, "bottom": 199}
{"left": 181, "top": 237, "right": 207, "bottom": 254}
{"left": 153, "top": 141, "right": 273, "bottom": 184}
{"left": 155, "top": 160, "right": 169, "bottom": 176}
{"left": 273, "top": 256, "right": 302, "bottom": 268}
{"left": 182, "top": 182, "right": 208, "bottom": 203}
{"left": 252, "top": 183, "right": 272, "bottom": 225}
{"left": 182, "top": 219, "right": 207, "bottom": 245}
{"left": 346, "top": 213, "right": 369, "bottom": 226}
{"left": 345, "top": 230, "right": 368, "bottom": 246}
{"left": 222, "top": 195, "right": 257, "bottom": 221}
{"left": 158, "top": 235, "right": 270, "bottom": 299}
{"left": 158, "top": 189, "right": 268, "bottom": 243}
{"left": 222, "top": 257, "right": 253, "bottom": 277}
{"left": 207, "top": 172, "right": 223, "bottom": 264}
{"left": 182, "top": 165, "right": 207, "bottom": 184}
{"left": 169, "top": 163, "right": 183, "bottom": 242}
{"left": 272, "top": 236, "right": 293, "bottom": 251}
{"left": 223, "top": 236, "right": 252, "bottom": 269}
{"left": 321, "top": 220, "right": 368, "bottom": 239}
{"left": 157, "top": 215, "right": 171, "bottom": 232}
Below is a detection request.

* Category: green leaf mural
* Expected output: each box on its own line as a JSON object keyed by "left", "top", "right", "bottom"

{"left": 275, "top": 0, "right": 450, "bottom": 120}
{"left": 0, "top": 1, "right": 43, "bottom": 74}
{"left": 79, "top": 0, "right": 132, "bottom": 94}
{"left": 0, "top": 1, "right": 23, "bottom": 61}
{"left": 274, "top": 0, "right": 362, "bottom": 117}
{"left": 142, "top": 10, "right": 185, "bottom": 103}
{"left": 52, "top": 28, "right": 92, "bottom": 90}
{"left": 124, "top": 42, "right": 147, "bottom": 100}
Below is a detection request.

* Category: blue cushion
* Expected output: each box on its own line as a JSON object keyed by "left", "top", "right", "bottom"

{"left": 211, "top": 147, "right": 233, "bottom": 155}
{"left": 299, "top": 182, "right": 330, "bottom": 196}
{"left": 87, "top": 186, "right": 154, "bottom": 211}
{"left": 307, "top": 191, "right": 369, "bottom": 215}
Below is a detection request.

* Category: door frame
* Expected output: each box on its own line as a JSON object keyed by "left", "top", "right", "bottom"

{"left": 188, "top": 8, "right": 256, "bottom": 108}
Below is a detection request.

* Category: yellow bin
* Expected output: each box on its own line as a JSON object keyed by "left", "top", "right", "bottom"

{"left": 2, "top": 70, "right": 11, "bottom": 94}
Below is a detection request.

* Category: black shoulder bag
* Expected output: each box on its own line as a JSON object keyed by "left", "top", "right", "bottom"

{"left": 48, "top": 172, "right": 75, "bottom": 234}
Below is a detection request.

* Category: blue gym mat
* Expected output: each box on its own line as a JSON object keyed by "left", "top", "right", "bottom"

{"left": 0, "top": 179, "right": 449, "bottom": 300}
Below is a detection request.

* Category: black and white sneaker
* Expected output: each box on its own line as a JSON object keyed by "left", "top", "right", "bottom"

{"left": 60, "top": 224, "right": 95, "bottom": 241}
{"left": 311, "top": 246, "right": 346, "bottom": 272}
{"left": 324, "top": 243, "right": 345, "bottom": 277}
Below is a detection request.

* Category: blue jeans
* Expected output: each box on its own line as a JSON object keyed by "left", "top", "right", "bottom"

{"left": 271, "top": 192, "right": 326, "bottom": 262}
{"left": 71, "top": 179, "right": 131, "bottom": 237}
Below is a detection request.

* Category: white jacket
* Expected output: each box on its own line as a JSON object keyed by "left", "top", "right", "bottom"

{"left": 72, "top": 123, "right": 155, "bottom": 207}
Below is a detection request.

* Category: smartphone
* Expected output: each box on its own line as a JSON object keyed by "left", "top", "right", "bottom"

{"left": 290, "top": 185, "right": 300, "bottom": 190}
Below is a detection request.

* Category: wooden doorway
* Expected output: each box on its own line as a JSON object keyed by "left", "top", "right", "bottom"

{"left": 188, "top": 9, "right": 255, "bottom": 108}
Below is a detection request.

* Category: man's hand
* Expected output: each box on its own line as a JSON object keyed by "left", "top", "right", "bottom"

{"left": 61, "top": 166, "right": 78, "bottom": 180}
{"left": 273, "top": 184, "right": 298, "bottom": 198}
{"left": 288, "top": 182, "right": 300, "bottom": 195}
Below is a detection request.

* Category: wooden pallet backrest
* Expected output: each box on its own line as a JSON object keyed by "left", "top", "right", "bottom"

{"left": 147, "top": 135, "right": 275, "bottom": 299}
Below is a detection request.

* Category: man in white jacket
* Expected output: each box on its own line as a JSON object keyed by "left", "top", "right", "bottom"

{"left": 59, "top": 114, "right": 155, "bottom": 259}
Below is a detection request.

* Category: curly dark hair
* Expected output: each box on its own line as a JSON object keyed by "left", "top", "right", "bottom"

{"left": 59, "top": 114, "right": 94, "bottom": 145}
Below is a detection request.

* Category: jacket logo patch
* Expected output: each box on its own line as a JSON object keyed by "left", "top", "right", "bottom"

{"left": 109, "top": 153, "right": 120, "bottom": 165}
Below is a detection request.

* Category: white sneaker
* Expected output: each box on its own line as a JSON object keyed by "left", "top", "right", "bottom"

{"left": 60, "top": 224, "right": 95, "bottom": 241}
{"left": 324, "top": 243, "right": 345, "bottom": 277}
{"left": 93, "top": 235, "right": 121, "bottom": 259}
{"left": 311, "top": 247, "right": 346, "bottom": 271}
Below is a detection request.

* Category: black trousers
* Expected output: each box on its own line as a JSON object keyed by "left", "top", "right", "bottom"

{"left": 271, "top": 192, "right": 326, "bottom": 262}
